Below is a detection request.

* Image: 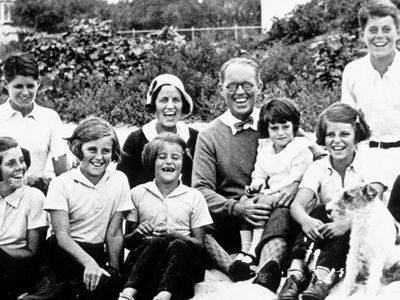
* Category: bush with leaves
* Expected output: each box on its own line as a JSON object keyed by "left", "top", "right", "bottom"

{"left": 0, "top": 19, "right": 240, "bottom": 125}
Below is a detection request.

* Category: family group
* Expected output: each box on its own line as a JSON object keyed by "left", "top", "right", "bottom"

{"left": 1, "top": 1, "right": 400, "bottom": 300}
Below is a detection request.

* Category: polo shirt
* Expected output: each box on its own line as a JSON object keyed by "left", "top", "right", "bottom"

{"left": 0, "top": 100, "right": 67, "bottom": 176}
{"left": 299, "top": 151, "right": 385, "bottom": 207}
{"left": 44, "top": 168, "right": 133, "bottom": 243}
{"left": 0, "top": 185, "right": 48, "bottom": 250}
{"left": 251, "top": 137, "right": 313, "bottom": 194}
{"left": 126, "top": 181, "right": 213, "bottom": 238}
{"left": 341, "top": 50, "right": 400, "bottom": 143}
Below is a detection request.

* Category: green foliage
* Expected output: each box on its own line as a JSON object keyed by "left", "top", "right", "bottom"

{"left": 11, "top": 0, "right": 260, "bottom": 33}
{"left": 12, "top": 0, "right": 111, "bottom": 33}
{"left": 267, "top": 0, "right": 370, "bottom": 44}
{"left": 0, "top": 19, "right": 239, "bottom": 125}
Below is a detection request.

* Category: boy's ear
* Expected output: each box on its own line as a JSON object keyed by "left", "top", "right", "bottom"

{"left": 1, "top": 78, "right": 8, "bottom": 95}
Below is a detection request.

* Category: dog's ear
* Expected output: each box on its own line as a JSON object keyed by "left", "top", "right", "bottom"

{"left": 362, "top": 184, "right": 377, "bottom": 201}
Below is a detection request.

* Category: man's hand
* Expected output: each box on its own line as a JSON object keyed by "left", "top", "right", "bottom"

{"left": 233, "top": 195, "right": 272, "bottom": 227}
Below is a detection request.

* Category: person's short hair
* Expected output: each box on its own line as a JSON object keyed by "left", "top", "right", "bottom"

{"left": 146, "top": 74, "right": 193, "bottom": 116}
{"left": 257, "top": 98, "right": 301, "bottom": 138}
{"left": 3, "top": 53, "right": 39, "bottom": 82}
{"left": 66, "top": 117, "right": 121, "bottom": 162}
{"left": 141, "top": 132, "right": 187, "bottom": 172}
{"left": 316, "top": 103, "right": 371, "bottom": 146}
{"left": 0, "top": 136, "right": 19, "bottom": 181}
{"left": 358, "top": 0, "right": 400, "bottom": 31}
{"left": 219, "top": 57, "right": 261, "bottom": 84}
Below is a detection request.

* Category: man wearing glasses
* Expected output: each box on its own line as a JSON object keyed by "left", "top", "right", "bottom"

{"left": 192, "top": 57, "right": 298, "bottom": 292}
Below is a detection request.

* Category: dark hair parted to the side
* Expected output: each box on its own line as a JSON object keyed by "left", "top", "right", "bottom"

{"left": 66, "top": 117, "right": 121, "bottom": 162}
{"left": 219, "top": 57, "right": 261, "bottom": 83}
{"left": 358, "top": 0, "right": 400, "bottom": 31}
{"left": 141, "top": 132, "right": 187, "bottom": 172}
{"left": 146, "top": 86, "right": 190, "bottom": 115}
{"left": 257, "top": 98, "right": 301, "bottom": 138}
{"left": 0, "top": 136, "right": 19, "bottom": 181}
{"left": 316, "top": 103, "right": 371, "bottom": 146}
{"left": 3, "top": 53, "right": 39, "bottom": 82}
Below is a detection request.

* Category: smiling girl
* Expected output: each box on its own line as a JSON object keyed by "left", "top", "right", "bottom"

{"left": 228, "top": 98, "right": 313, "bottom": 281}
{"left": 0, "top": 53, "right": 68, "bottom": 177}
{"left": 44, "top": 117, "right": 133, "bottom": 300}
{"left": 0, "top": 136, "right": 48, "bottom": 299}
{"left": 278, "top": 103, "right": 386, "bottom": 300}
{"left": 119, "top": 132, "right": 212, "bottom": 300}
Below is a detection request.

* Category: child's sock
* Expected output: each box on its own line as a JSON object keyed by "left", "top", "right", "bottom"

{"left": 153, "top": 291, "right": 172, "bottom": 300}
{"left": 247, "top": 228, "right": 263, "bottom": 257}
{"left": 314, "top": 266, "right": 330, "bottom": 281}
{"left": 204, "top": 234, "right": 233, "bottom": 274}
{"left": 258, "top": 237, "right": 287, "bottom": 272}
{"left": 287, "top": 268, "right": 305, "bottom": 282}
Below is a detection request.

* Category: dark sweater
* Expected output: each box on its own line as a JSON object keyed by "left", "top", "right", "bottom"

{"left": 117, "top": 127, "right": 198, "bottom": 188}
{"left": 192, "top": 118, "right": 260, "bottom": 252}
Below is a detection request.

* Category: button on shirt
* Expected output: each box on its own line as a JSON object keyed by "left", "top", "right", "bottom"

{"left": 0, "top": 100, "right": 67, "bottom": 176}
{"left": 299, "top": 152, "right": 385, "bottom": 207}
{"left": 341, "top": 50, "right": 400, "bottom": 142}
{"left": 44, "top": 168, "right": 133, "bottom": 243}
{"left": 0, "top": 186, "right": 48, "bottom": 250}
{"left": 126, "top": 181, "right": 213, "bottom": 238}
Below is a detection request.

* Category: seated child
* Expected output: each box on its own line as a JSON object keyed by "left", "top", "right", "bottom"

{"left": 0, "top": 136, "right": 48, "bottom": 299}
{"left": 229, "top": 98, "right": 313, "bottom": 281}
{"left": 278, "top": 103, "right": 386, "bottom": 300}
{"left": 119, "top": 132, "right": 213, "bottom": 300}
{"left": 44, "top": 117, "right": 133, "bottom": 300}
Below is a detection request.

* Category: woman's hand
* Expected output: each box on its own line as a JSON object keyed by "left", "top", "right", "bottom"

{"left": 83, "top": 261, "right": 110, "bottom": 291}
{"left": 301, "top": 216, "right": 325, "bottom": 241}
{"left": 134, "top": 221, "right": 155, "bottom": 237}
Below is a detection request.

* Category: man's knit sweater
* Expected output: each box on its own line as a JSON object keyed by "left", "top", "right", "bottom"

{"left": 192, "top": 118, "right": 260, "bottom": 219}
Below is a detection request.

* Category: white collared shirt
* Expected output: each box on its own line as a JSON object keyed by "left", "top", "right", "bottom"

{"left": 0, "top": 100, "right": 68, "bottom": 176}
{"left": 0, "top": 186, "right": 48, "bottom": 250}
{"left": 218, "top": 107, "right": 260, "bottom": 135}
{"left": 44, "top": 168, "right": 133, "bottom": 243}
{"left": 299, "top": 151, "right": 385, "bottom": 207}
{"left": 142, "top": 119, "right": 190, "bottom": 142}
{"left": 341, "top": 50, "right": 400, "bottom": 142}
{"left": 126, "top": 180, "right": 213, "bottom": 238}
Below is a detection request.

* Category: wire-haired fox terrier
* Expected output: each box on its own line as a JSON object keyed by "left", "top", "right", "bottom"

{"left": 326, "top": 184, "right": 400, "bottom": 297}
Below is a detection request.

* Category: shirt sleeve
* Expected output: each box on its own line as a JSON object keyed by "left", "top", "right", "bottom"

{"left": 43, "top": 177, "right": 69, "bottom": 212}
{"left": 190, "top": 190, "right": 213, "bottom": 229}
{"left": 27, "top": 187, "right": 49, "bottom": 230}
{"left": 250, "top": 140, "right": 268, "bottom": 189}
{"left": 341, "top": 65, "right": 358, "bottom": 108}
{"left": 286, "top": 148, "right": 314, "bottom": 184}
{"left": 49, "top": 110, "right": 68, "bottom": 159}
{"left": 192, "top": 130, "right": 237, "bottom": 217}
{"left": 126, "top": 187, "right": 140, "bottom": 223}
{"left": 299, "top": 160, "right": 322, "bottom": 196}
{"left": 115, "top": 172, "right": 134, "bottom": 212}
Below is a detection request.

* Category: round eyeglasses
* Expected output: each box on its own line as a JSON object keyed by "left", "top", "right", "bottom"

{"left": 225, "top": 82, "right": 254, "bottom": 92}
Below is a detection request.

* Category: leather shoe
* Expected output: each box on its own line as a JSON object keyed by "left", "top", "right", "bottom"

{"left": 252, "top": 260, "right": 281, "bottom": 293}
{"left": 278, "top": 275, "right": 306, "bottom": 300}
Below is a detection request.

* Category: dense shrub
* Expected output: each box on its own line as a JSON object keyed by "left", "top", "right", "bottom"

{"left": 0, "top": 19, "right": 238, "bottom": 125}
